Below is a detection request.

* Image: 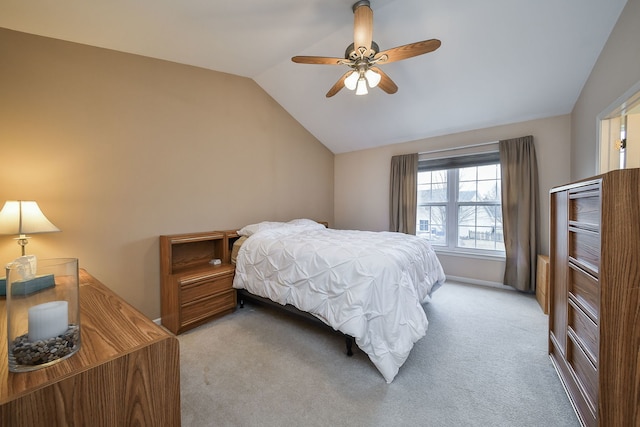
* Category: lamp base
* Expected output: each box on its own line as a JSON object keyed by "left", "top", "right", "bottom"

{"left": 14, "top": 234, "right": 30, "bottom": 256}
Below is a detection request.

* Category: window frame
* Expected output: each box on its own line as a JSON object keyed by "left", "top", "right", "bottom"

{"left": 417, "top": 152, "right": 505, "bottom": 258}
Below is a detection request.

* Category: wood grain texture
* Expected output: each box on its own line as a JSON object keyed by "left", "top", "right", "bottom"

{"left": 598, "top": 169, "right": 640, "bottom": 426}
{"left": 290, "top": 56, "right": 343, "bottom": 65}
{"left": 326, "top": 71, "right": 349, "bottom": 98}
{"left": 550, "top": 189, "right": 569, "bottom": 354}
{"left": 0, "top": 269, "right": 180, "bottom": 426}
{"left": 160, "top": 231, "right": 237, "bottom": 334}
{"left": 353, "top": 2, "right": 373, "bottom": 56}
{"left": 375, "top": 39, "right": 441, "bottom": 64}
{"left": 371, "top": 66, "right": 398, "bottom": 94}
{"left": 536, "top": 255, "right": 549, "bottom": 314}
{"left": 549, "top": 168, "right": 640, "bottom": 427}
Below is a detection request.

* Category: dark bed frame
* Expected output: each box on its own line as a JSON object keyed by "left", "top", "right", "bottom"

{"left": 237, "top": 288, "right": 354, "bottom": 357}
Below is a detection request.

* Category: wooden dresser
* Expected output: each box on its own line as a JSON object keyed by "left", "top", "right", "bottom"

{"left": 0, "top": 269, "right": 181, "bottom": 426}
{"left": 549, "top": 169, "right": 640, "bottom": 427}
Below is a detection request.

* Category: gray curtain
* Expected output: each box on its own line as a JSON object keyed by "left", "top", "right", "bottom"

{"left": 389, "top": 153, "right": 418, "bottom": 234}
{"left": 499, "top": 135, "right": 539, "bottom": 292}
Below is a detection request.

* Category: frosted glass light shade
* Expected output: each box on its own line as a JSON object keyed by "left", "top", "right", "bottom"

{"left": 344, "top": 71, "right": 359, "bottom": 90}
{"left": 365, "top": 69, "right": 381, "bottom": 88}
{"left": 355, "top": 77, "right": 368, "bottom": 95}
{"left": 0, "top": 201, "right": 60, "bottom": 235}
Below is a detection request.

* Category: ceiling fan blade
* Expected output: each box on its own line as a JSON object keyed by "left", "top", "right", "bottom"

{"left": 371, "top": 67, "right": 398, "bottom": 94}
{"left": 291, "top": 56, "right": 345, "bottom": 65}
{"left": 326, "top": 71, "right": 352, "bottom": 98}
{"left": 353, "top": 1, "right": 373, "bottom": 57}
{"left": 375, "top": 39, "right": 441, "bottom": 64}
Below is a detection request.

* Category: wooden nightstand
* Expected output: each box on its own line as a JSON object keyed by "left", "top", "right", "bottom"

{"left": 536, "top": 254, "right": 549, "bottom": 314}
{"left": 160, "top": 231, "right": 237, "bottom": 334}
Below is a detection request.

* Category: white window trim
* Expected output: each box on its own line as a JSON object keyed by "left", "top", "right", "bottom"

{"left": 417, "top": 158, "right": 505, "bottom": 256}
{"left": 433, "top": 247, "right": 505, "bottom": 261}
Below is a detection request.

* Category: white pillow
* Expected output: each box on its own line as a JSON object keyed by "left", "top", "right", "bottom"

{"left": 287, "top": 218, "right": 320, "bottom": 227}
{"left": 237, "top": 221, "right": 286, "bottom": 237}
{"left": 238, "top": 219, "right": 325, "bottom": 236}
{"left": 286, "top": 219, "right": 326, "bottom": 231}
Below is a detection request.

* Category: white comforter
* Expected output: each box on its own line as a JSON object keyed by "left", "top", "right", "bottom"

{"left": 232, "top": 220, "right": 446, "bottom": 383}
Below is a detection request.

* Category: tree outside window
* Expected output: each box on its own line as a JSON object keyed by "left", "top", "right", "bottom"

{"left": 417, "top": 163, "right": 504, "bottom": 254}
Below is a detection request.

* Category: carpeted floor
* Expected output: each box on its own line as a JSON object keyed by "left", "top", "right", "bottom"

{"left": 178, "top": 281, "right": 579, "bottom": 426}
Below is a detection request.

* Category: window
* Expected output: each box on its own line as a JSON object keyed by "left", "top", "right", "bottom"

{"left": 417, "top": 152, "right": 504, "bottom": 254}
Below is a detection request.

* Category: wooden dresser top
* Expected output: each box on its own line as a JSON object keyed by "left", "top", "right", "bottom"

{"left": 0, "top": 269, "right": 173, "bottom": 404}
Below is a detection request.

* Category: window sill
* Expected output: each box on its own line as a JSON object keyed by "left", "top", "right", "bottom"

{"left": 433, "top": 248, "right": 506, "bottom": 261}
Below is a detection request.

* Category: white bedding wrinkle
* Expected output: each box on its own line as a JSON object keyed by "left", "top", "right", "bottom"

{"left": 232, "top": 222, "right": 446, "bottom": 383}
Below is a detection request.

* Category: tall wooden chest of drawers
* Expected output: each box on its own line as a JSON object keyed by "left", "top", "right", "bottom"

{"left": 549, "top": 168, "right": 640, "bottom": 426}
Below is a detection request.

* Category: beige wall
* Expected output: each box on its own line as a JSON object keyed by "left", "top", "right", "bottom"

{"left": 0, "top": 28, "right": 334, "bottom": 319}
{"left": 5, "top": 0, "right": 635, "bottom": 315}
{"left": 571, "top": 0, "right": 640, "bottom": 181}
{"left": 335, "top": 115, "right": 571, "bottom": 284}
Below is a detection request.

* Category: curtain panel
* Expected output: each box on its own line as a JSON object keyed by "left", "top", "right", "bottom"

{"left": 499, "top": 135, "right": 539, "bottom": 292}
{"left": 389, "top": 153, "right": 418, "bottom": 234}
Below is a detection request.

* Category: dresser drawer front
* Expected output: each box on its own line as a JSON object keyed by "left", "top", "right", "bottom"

{"left": 180, "top": 273, "right": 233, "bottom": 304}
{"left": 567, "top": 333, "right": 598, "bottom": 418}
{"left": 569, "top": 228, "right": 600, "bottom": 276}
{"left": 569, "top": 187, "right": 600, "bottom": 228}
{"left": 181, "top": 290, "right": 236, "bottom": 325}
{"left": 568, "top": 264, "right": 599, "bottom": 322}
{"left": 568, "top": 300, "right": 598, "bottom": 366}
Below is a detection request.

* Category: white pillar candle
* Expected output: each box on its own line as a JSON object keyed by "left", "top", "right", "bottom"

{"left": 28, "top": 301, "right": 69, "bottom": 342}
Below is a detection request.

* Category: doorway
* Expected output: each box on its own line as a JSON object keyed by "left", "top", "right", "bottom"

{"left": 598, "top": 81, "right": 640, "bottom": 173}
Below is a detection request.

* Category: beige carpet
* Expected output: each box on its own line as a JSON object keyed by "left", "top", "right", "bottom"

{"left": 178, "top": 281, "right": 579, "bottom": 427}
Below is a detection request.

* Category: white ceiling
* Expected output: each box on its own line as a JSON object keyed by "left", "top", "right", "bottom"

{"left": 0, "top": 0, "right": 627, "bottom": 153}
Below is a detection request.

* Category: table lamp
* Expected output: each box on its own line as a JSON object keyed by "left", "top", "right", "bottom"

{"left": 0, "top": 200, "right": 61, "bottom": 256}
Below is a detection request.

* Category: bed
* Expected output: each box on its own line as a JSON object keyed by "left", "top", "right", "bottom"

{"left": 231, "top": 219, "right": 446, "bottom": 383}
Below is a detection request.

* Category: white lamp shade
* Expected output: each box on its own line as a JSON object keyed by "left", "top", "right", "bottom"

{"left": 344, "top": 71, "right": 359, "bottom": 91}
{"left": 355, "top": 77, "right": 368, "bottom": 95}
{"left": 364, "top": 69, "right": 381, "bottom": 88}
{"left": 0, "top": 201, "right": 60, "bottom": 235}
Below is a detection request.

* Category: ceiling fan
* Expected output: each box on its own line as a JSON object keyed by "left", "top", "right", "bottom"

{"left": 291, "top": 0, "right": 441, "bottom": 97}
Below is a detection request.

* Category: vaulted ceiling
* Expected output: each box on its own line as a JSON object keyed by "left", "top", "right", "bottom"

{"left": 0, "top": 0, "right": 627, "bottom": 153}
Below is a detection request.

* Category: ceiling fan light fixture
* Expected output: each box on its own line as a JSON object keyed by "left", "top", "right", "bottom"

{"left": 344, "top": 70, "right": 359, "bottom": 90}
{"left": 355, "top": 77, "right": 368, "bottom": 95}
{"left": 364, "top": 69, "right": 381, "bottom": 88}
{"left": 290, "top": 1, "right": 441, "bottom": 97}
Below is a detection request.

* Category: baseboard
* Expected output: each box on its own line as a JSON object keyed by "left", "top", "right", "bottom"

{"left": 445, "top": 275, "right": 514, "bottom": 291}
{"left": 153, "top": 318, "right": 162, "bottom": 325}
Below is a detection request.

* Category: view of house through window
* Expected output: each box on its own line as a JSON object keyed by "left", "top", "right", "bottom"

{"left": 417, "top": 159, "right": 505, "bottom": 254}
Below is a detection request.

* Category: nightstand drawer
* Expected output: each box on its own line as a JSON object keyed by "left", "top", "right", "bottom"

{"left": 180, "top": 272, "right": 233, "bottom": 304}
{"left": 181, "top": 290, "right": 236, "bottom": 324}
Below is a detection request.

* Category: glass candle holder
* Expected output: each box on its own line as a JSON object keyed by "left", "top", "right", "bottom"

{"left": 6, "top": 257, "right": 81, "bottom": 372}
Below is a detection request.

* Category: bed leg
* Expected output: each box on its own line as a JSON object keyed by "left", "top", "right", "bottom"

{"left": 240, "top": 299, "right": 244, "bottom": 308}
{"left": 345, "top": 336, "right": 353, "bottom": 357}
